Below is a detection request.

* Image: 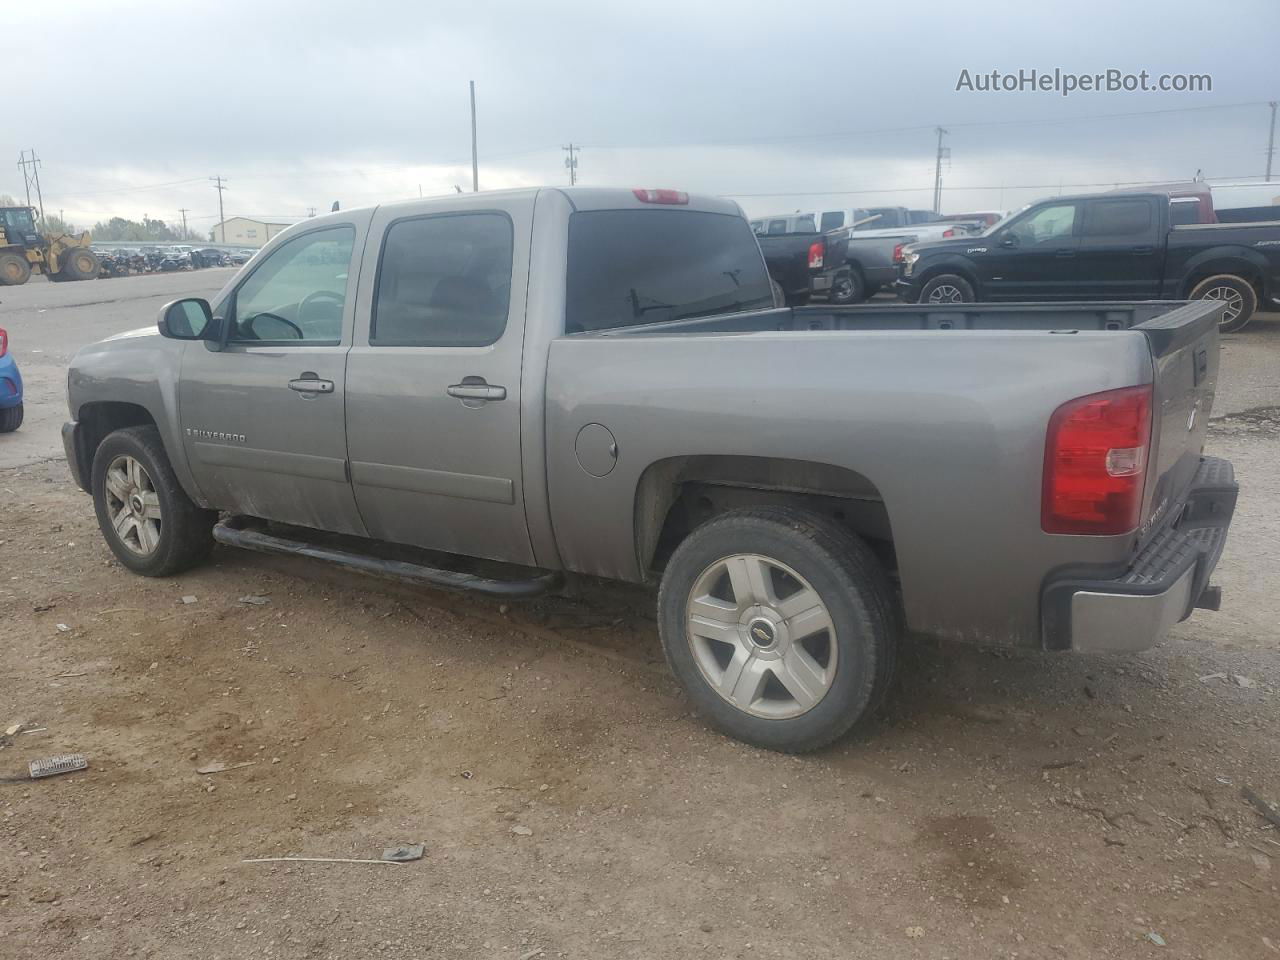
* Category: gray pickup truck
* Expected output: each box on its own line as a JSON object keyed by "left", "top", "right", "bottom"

{"left": 63, "top": 187, "right": 1238, "bottom": 753}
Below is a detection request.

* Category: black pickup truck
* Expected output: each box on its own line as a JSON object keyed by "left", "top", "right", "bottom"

{"left": 757, "top": 229, "right": 855, "bottom": 305}
{"left": 895, "top": 190, "right": 1280, "bottom": 331}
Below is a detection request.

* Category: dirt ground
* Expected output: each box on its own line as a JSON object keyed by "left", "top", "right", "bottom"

{"left": 1, "top": 281, "right": 1279, "bottom": 958}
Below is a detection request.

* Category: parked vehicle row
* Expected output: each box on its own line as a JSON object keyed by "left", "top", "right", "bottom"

{"left": 64, "top": 186, "right": 1237, "bottom": 753}
{"left": 93, "top": 245, "right": 251, "bottom": 278}
{"left": 895, "top": 188, "right": 1280, "bottom": 331}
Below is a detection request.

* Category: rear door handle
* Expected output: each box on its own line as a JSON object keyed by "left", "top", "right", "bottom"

{"left": 447, "top": 382, "right": 507, "bottom": 402}
{"left": 288, "top": 378, "right": 335, "bottom": 394}
{"left": 1054, "top": 249, "right": 1076, "bottom": 257}
{"left": 1130, "top": 245, "right": 1155, "bottom": 254}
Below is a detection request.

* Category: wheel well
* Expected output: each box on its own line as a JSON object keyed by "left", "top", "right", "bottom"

{"left": 635, "top": 456, "right": 896, "bottom": 577}
{"left": 1182, "top": 262, "right": 1263, "bottom": 299}
{"left": 77, "top": 401, "right": 156, "bottom": 466}
{"left": 915, "top": 262, "right": 977, "bottom": 293}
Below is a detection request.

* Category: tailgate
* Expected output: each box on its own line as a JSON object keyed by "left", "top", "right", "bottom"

{"left": 1135, "top": 300, "right": 1224, "bottom": 540}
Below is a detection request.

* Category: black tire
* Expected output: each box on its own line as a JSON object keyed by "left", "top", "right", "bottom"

{"left": 864, "top": 282, "right": 882, "bottom": 299}
{"left": 60, "top": 247, "right": 100, "bottom": 282}
{"left": 1188, "top": 274, "right": 1257, "bottom": 333}
{"left": 657, "top": 506, "right": 899, "bottom": 753}
{"left": 918, "top": 273, "right": 975, "bottom": 304}
{"left": 828, "top": 269, "right": 864, "bottom": 305}
{"left": 0, "top": 404, "right": 22, "bottom": 433}
{"left": 91, "top": 425, "right": 216, "bottom": 576}
{"left": 0, "top": 252, "right": 30, "bottom": 286}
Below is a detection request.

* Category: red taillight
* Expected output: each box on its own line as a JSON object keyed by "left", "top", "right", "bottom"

{"left": 632, "top": 188, "right": 689, "bottom": 205}
{"left": 892, "top": 243, "right": 904, "bottom": 263}
{"left": 0, "top": 328, "right": 7, "bottom": 358}
{"left": 1042, "top": 385, "right": 1152, "bottom": 535}
{"left": 807, "top": 241, "right": 824, "bottom": 269}
{"left": 942, "top": 228, "right": 955, "bottom": 238}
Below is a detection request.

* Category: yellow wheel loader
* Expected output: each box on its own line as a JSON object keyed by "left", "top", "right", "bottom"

{"left": 0, "top": 206, "right": 100, "bottom": 285}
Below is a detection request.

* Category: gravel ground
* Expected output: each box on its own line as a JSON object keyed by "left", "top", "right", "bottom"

{"left": 0, "top": 272, "right": 1277, "bottom": 959}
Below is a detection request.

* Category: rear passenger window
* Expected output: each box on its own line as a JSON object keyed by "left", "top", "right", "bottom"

{"left": 819, "top": 211, "right": 845, "bottom": 231}
{"left": 792, "top": 215, "right": 816, "bottom": 232}
{"left": 566, "top": 209, "right": 774, "bottom": 333}
{"left": 1085, "top": 200, "right": 1153, "bottom": 237}
{"left": 371, "top": 213, "right": 513, "bottom": 347}
{"left": 767, "top": 219, "right": 788, "bottom": 235}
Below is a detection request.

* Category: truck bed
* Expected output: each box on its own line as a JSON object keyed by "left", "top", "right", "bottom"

{"left": 549, "top": 298, "right": 1224, "bottom": 649}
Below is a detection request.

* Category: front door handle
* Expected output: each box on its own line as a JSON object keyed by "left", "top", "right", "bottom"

{"left": 1130, "top": 245, "right": 1155, "bottom": 254}
{"left": 288, "top": 378, "right": 335, "bottom": 394}
{"left": 1054, "top": 248, "right": 1076, "bottom": 257}
{"left": 447, "top": 381, "right": 507, "bottom": 402}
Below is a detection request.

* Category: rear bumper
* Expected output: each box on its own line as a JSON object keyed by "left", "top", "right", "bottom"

{"left": 1041, "top": 456, "right": 1237, "bottom": 654}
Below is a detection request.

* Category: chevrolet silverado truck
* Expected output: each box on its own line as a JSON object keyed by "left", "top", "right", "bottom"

{"left": 895, "top": 189, "right": 1280, "bottom": 332}
{"left": 63, "top": 187, "right": 1238, "bottom": 753}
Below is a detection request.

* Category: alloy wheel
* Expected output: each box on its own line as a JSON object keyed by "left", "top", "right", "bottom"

{"left": 104, "top": 455, "right": 163, "bottom": 555}
{"left": 685, "top": 554, "right": 837, "bottom": 719}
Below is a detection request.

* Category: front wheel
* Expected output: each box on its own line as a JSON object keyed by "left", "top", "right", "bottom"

{"left": 657, "top": 506, "right": 898, "bottom": 753}
{"left": 1189, "top": 274, "right": 1257, "bottom": 333}
{"left": 60, "top": 247, "right": 100, "bottom": 282}
{"left": 91, "top": 425, "right": 216, "bottom": 576}
{"left": 919, "top": 273, "right": 975, "bottom": 304}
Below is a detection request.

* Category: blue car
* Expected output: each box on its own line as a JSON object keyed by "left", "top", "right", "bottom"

{"left": 0, "top": 326, "right": 23, "bottom": 433}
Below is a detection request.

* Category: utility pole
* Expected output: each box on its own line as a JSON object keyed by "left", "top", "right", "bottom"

{"left": 562, "top": 143, "right": 579, "bottom": 186}
{"left": 210, "top": 176, "right": 228, "bottom": 242}
{"left": 17, "top": 149, "right": 46, "bottom": 222}
{"left": 932, "top": 127, "right": 949, "bottom": 214}
{"left": 1267, "top": 101, "right": 1277, "bottom": 182}
{"left": 307, "top": 206, "right": 316, "bottom": 218}
{"left": 178, "top": 208, "right": 190, "bottom": 238}
{"left": 469, "top": 80, "right": 479, "bottom": 193}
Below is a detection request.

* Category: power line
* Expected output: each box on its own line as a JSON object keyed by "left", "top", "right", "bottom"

{"left": 720, "top": 174, "right": 1269, "bottom": 199}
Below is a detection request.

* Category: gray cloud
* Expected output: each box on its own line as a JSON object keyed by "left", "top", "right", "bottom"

{"left": 4, "top": 0, "right": 1276, "bottom": 231}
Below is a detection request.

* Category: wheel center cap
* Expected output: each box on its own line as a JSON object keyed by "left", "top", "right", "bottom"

{"left": 129, "top": 494, "right": 144, "bottom": 515}
{"left": 746, "top": 618, "right": 777, "bottom": 649}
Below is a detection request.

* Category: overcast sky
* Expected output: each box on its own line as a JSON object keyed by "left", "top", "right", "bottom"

{"left": 4, "top": 0, "right": 1277, "bottom": 234}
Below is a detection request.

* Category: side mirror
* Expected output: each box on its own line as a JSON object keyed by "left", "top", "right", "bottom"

{"left": 158, "top": 298, "right": 215, "bottom": 340}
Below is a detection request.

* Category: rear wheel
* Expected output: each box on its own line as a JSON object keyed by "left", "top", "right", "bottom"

{"left": 91, "top": 425, "right": 216, "bottom": 576}
{"left": 829, "top": 269, "right": 864, "bottom": 305}
{"left": 658, "top": 506, "right": 898, "bottom": 753}
{"left": 1189, "top": 274, "right": 1257, "bottom": 333}
{"left": 919, "top": 273, "right": 975, "bottom": 304}
{"left": 0, "top": 404, "right": 22, "bottom": 433}
{"left": 0, "top": 252, "right": 30, "bottom": 286}
{"left": 60, "top": 247, "right": 100, "bottom": 281}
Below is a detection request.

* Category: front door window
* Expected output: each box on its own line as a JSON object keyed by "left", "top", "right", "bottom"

{"left": 228, "top": 227, "right": 355, "bottom": 344}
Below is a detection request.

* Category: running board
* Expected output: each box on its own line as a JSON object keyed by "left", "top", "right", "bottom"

{"left": 212, "top": 518, "right": 561, "bottom": 598}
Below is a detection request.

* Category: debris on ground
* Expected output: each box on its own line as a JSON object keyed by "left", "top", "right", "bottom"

{"left": 195, "top": 760, "right": 256, "bottom": 775}
{"left": 518, "top": 949, "right": 544, "bottom": 960}
{"left": 242, "top": 856, "right": 403, "bottom": 866}
{"left": 1233, "top": 675, "right": 1258, "bottom": 688}
{"left": 238, "top": 595, "right": 271, "bottom": 605}
{"left": 4, "top": 722, "right": 24, "bottom": 737}
{"left": 511, "top": 825, "right": 533, "bottom": 836}
{"left": 1199, "top": 672, "right": 1228, "bottom": 683}
{"left": 905, "top": 926, "right": 925, "bottom": 939}
{"left": 28, "top": 754, "right": 88, "bottom": 779}
{"left": 381, "top": 843, "right": 425, "bottom": 862}
{"left": 55, "top": 623, "right": 70, "bottom": 633}
{"left": 1241, "top": 786, "right": 1280, "bottom": 829}
{"left": 180, "top": 595, "right": 198, "bottom": 605}
{"left": 1147, "top": 931, "right": 1167, "bottom": 946}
